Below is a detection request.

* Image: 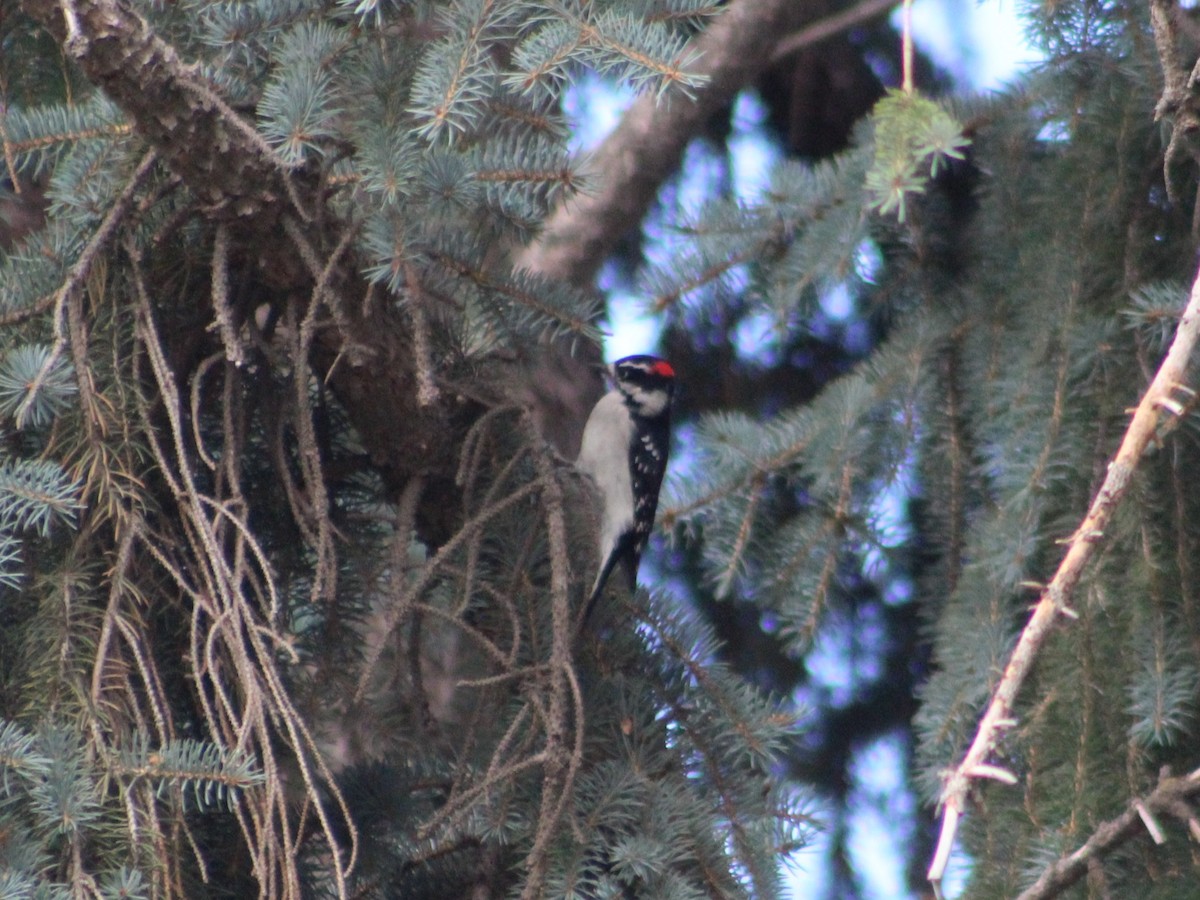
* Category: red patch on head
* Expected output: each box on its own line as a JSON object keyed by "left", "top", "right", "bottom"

{"left": 652, "top": 360, "right": 675, "bottom": 378}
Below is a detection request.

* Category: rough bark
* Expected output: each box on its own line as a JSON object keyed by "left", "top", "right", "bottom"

{"left": 21, "top": 0, "right": 289, "bottom": 217}
{"left": 17, "top": 0, "right": 471, "bottom": 525}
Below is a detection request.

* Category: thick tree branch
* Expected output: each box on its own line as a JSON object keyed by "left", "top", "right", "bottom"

{"left": 21, "top": 0, "right": 291, "bottom": 218}
{"left": 770, "top": 0, "right": 898, "bottom": 64}
{"left": 514, "top": 0, "right": 833, "bottom": 287}
{"left": 927, "top": 257, "right": 1200, "bottom": 894}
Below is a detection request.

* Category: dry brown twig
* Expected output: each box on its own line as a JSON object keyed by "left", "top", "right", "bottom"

{"left": 353, "top": 474, "right": 545, "bottom": 701}
{"left": 519, "top": 414, "right": 584, "bottom": 900}
{"left": 1014, "top": 767, "right": 1200, "bottom": 900}
{"left": 126, "top": 241, "right": 358, "bottom": 900}
{"left": 361, "top": 410, "right": 583, "bottom": 883}
{"left": 926, "top": 258, "right": 1200, "bottom": 895}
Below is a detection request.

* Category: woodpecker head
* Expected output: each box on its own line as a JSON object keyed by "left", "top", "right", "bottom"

{"left": 611, "top": 355, "right": 676, "bottom": 419}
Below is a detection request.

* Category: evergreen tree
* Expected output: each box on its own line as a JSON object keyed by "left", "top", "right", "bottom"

{"left": 0, "top": 0, "right": 817, "bottom": 896}
{"left": 4, "top": 0, "right": 1200, "bottom": 898}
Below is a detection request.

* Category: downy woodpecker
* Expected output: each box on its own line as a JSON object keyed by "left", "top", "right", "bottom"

{"left": 575, "top": 355, "right": 675, "bottom": 625}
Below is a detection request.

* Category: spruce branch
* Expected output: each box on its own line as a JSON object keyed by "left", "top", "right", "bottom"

{"left": 633, "top": 602, "right": 790, "bottom": 891}
{"left": 927, "top": 260, "right": 1200, "bottom": 894}
{"left": 513, "top": 0, "right": 802, "bottom": 288}
{"left": 1015, "top": 767, "right": 1200, "bottom": 900}
{"left": 939, "top": 340, "right": 968, "bottom": 595}
{"left": 20, "top": 0, "right": 289, "bottom": 217}
{"left": 0, "top": 293, "right": 57, "bottom": 328}
{"left": 426, "top": 245, "right": 598, "bottom": 338}
{"left": 22, "top": 0, "right": 465, "bottom": 517}
{"left": 0, "top": 111, "right": 131, "bottom": 169}
{"left": 659, "top": 421, "right": 817, "bottom": 527}
{"left": 13, "top": 148, "right": 156, "bottom": 429}
{"left": 712, "top": 472, "right": 764, "bottom": 598}
{"left": 649, "top": 234, "right": 777, "bottom": 313}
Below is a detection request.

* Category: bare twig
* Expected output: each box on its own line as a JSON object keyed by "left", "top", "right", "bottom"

{"left": 770, "top": 0, "right": 897, "bottom": 63}
{"left": 209, "top": 224, "right": 245, "bottom": 366}
{"left": 0, "top": 112, "right": 19, "bottom": 189}
{"left": 401, "top": 261, "right": 441, "bottom": 407}
{"left": 1133, "top": 798, "right": 1166, "bottom": 844}
{"left": 1015, "top": 768, "right": 1200, "bottom": 900}
{"left": 354, "top": 477, "right": 545, "bottom": 701}
{"left": 1149, "top": 0, "right": 1200, "bottom": 213}
{"left": 928, "top": 261, "right": 1200, "bottom": 892}
{"left": 1150, "top": 0, "right": 1189, "bottom": 121}
{"left": 520, "top": 417, "right": 582, "bottom": 900}
{"left": 129, "top": 243, "right": 357, "bottom": 898}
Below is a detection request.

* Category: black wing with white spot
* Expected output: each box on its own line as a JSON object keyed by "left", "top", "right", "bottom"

{"left": 624, "top": 414, "right": 671, "bottom": 590}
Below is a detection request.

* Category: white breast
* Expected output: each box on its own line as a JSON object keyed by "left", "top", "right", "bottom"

{"left": 576, "top": 390, "right": 634, "bottom": 556}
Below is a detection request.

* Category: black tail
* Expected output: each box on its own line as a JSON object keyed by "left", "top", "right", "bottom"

{"left": 579, "top": 556, "right": 618, "bottom": 629}
{"left": 579, "top": 534, "right": 639, "bottom": 630}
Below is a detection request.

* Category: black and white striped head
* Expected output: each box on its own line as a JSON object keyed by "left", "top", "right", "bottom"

{"left": 611, "top": 355, "right": 675, "bottom": 419}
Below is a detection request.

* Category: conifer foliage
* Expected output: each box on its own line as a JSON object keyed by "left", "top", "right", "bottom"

{"left": 5, "top": 0, "right": 1200, "bottom": 897}
{"left": 0, "top": 0, "right": 804, "bottom": 897}
{"left": 651, "top": 1, "right": 1200, "bottom": 896}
